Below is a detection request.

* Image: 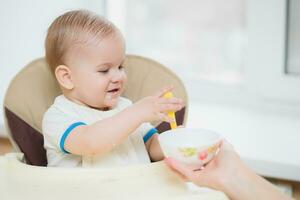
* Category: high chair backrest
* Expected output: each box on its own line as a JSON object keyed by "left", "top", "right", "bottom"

{"left": 3, "top": 55, "right": 189, "bottom": 166}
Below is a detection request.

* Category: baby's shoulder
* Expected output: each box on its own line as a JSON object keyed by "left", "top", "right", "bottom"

{"left": 43, "top": 95, "right": 76, "bottom": 121}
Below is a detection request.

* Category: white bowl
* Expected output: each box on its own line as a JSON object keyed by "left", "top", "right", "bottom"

{"left": 158, "top": 128, "right": 222, "bottom": 166}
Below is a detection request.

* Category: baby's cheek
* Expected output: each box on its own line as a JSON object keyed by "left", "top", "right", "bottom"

{"left": 122, "top": 73, "right": 127, "bottom": 82}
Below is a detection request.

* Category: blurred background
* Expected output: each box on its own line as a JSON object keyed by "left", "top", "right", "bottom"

{"left": 0, "top": 0, "right": 299, "bottom": 197}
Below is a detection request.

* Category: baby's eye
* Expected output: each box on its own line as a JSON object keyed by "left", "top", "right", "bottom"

{"left": 118, "top": 65, "right": 124, "bottom": 70}
{"left": 98, "top": 69, "right": 109, "bottom": 73}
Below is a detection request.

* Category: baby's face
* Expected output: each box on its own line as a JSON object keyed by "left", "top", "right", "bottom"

{"left": 65, "top": 33, "right": 127, "bottom": 109}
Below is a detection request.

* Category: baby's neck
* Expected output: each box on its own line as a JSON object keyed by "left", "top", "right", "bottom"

{"left": 89, "top": 105, "right": 110, "bottom": 111}
{"left": 63, "top": 94, "right": 111, "bottom": 111}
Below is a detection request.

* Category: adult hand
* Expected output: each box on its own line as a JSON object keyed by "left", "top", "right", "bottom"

{"left": 164, "top": 140, "right": 243, "bottom": 192}
{"left": 164, "top": 140, "right": 293, "bottom": 200}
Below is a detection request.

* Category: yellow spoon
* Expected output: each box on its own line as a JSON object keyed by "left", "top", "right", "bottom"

{"left": 163, "top": 91, "right": 177, "bottom": 129}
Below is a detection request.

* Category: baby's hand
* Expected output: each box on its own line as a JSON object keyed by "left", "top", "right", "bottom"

{"left": 133, "top": 86, "right": 184, "bottom": 123}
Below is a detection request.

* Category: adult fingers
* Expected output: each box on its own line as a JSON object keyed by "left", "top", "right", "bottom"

{"left": 164, "top": 157, "right": 196, "bottom": 181}
{"left": 220, "top": 139, "right": 234, "bottom": 151}
{"left": 164, "top": 158, "right": 188, "bottom": 181}
{"left": 216, "top": 139, "right": 236, "bottom": 158}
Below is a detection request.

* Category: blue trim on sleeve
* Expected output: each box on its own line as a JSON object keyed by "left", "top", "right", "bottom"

{"left": 60, "top": 122, "right": 86, "bottom": 154}
{"left": 143, "top": 128, "right": 158, "bottom": 143}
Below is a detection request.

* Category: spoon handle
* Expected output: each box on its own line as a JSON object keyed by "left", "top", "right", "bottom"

{"left": 163, "top": 92, "right": 177, "bottom": 129}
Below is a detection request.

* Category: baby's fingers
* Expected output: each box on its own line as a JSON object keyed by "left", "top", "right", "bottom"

{"left": 160, "top": 97, "right": 184, "bottom": 105}
{"left": 159, "top": 103, "right": 183, "bottom": 112}
{"left": 154, "top": 85, "right": 174, "bottom": 98}
{"left": 157, "top": 113, "right": 173, "bottom": 123}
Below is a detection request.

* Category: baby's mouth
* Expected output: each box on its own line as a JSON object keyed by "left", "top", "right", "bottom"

{"left": 107, "top": 88, "right": 120, "bottom": 94}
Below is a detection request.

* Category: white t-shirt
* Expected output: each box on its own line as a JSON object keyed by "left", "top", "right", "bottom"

{"left": 42, "top": 95, "right": 157, "bottom": 168}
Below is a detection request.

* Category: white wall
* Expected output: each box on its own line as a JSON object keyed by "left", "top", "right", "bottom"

{"left": 0, "top": 0, "right": 105, "bottom": 136}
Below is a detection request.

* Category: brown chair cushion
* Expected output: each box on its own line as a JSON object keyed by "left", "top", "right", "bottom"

{"left": 5, "top": 107, "right": 47, "bottom": 166}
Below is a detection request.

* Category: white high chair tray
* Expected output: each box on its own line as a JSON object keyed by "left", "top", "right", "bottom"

{"left": 0, "top": 153, "right": 228, "bottom": 200}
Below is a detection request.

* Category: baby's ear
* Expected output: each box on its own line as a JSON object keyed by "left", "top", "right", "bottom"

{"left": 55, "top": 65, "right": 74, "bottom": 90}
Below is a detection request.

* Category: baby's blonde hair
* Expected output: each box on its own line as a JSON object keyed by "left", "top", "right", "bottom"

{"left": 45, "top": 10, "right": 117, "bottom": 73}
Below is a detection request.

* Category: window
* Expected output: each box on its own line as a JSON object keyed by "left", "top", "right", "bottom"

{"left": 245, "top": 0, "right": 300, "bottom": 102}
{"left": 106, "top": 0, "right": 246, "bottom": 101}
{"left": 286, "top": 0, "right": 300, "bottom": 75}
{"left": 124, "top": 0, "right": 246, "bottom": 83}
{"left": 107, "top": 0, "right": 300, "bottom": 106}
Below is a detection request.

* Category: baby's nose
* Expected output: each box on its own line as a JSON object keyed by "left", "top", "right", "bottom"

{"left": 111, "top": 71, "right": 123, "bottom": 82}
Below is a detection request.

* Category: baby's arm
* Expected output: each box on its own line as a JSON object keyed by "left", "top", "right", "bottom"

{"left": 64, "top": 86, "right": 183, "bottom": 156}
{"left": 145, "top": 134, "right": 164, "bottom": 161}
{"left": 64, "top": 105, "right": 143, "bottom": 156}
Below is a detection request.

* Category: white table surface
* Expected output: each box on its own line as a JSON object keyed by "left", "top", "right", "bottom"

{"left": 0, "top": 153, "right": 229, "bottom": 200}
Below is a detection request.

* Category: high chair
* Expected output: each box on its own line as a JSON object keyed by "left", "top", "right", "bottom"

{"left": 3, "top": 55, "right": 188, "bottom": 166}
{"left": 1, "top": 55, "right": 228, "bottom": 200}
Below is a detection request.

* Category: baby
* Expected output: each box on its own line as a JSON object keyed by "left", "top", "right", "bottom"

{"left": 42, "top": 10, "right": 184, "bottom": 167}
